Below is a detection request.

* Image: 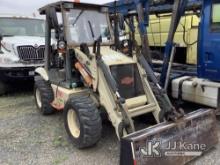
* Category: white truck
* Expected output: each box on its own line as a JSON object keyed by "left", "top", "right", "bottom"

{"left": 0, "top": 15, "right": 46, "bottom": 94}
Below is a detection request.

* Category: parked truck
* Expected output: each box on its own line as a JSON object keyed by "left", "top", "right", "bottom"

{"left": 0, "top": 15, "right": 46, "bottom": 94}
{"left": 158, "top": 0, "right": 220, "bottom": 110}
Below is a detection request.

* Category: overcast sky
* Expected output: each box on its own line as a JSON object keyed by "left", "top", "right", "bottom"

{"left": 0, "top": 0, "right": 115, "bottom": 17}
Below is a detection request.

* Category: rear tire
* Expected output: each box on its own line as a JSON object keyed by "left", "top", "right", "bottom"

{"left": 34, "top": 79, "right": 55, "bottom": 115}
{"left": 64, "top": 95, "right": 102, "bottom": 148}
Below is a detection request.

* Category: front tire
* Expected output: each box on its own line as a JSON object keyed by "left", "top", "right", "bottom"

{"left": 64, "top": 95, "right": 102, "bottom": 148}
{"left": 34, "top": 79, "right": 55, "bottom": 115}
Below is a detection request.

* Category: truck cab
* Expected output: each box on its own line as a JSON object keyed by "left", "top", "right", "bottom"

{"left": 198, "top": 0, "right": 220, "bottom": 81}
{"left": 0, "top": 15, "right": 46, "bottom": 94}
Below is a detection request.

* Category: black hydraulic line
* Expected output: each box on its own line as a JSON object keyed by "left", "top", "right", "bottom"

{"left": 97, "top": 57, "right": 118, "bottom": 93}
{"left": 139, "top": 55, "right": 160, "bottom": 85}
{"left": 181, "top": 16, "right": 198, "bottom": 46}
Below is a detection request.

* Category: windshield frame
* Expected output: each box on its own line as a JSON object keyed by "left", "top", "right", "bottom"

{"left": 0, "top": 17, "right": 45, "bottom": 37}
{"left": 62, "top": 8, "right": 114, "bottom": 47}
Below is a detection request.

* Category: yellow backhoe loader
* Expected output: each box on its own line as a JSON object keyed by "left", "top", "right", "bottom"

{"left": 34, "top": 1, "right": 218, "bottom": 165}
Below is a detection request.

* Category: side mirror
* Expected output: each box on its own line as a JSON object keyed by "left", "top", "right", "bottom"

{"left": 118, "top": 14, "right": 125, "bottom": 30}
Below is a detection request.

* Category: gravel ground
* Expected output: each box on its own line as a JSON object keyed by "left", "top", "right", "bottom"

{"left": 0, "top": 89, "right": 220, "bottom": 165}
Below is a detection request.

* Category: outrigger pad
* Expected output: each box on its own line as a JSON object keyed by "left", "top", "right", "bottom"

{"left": 120, "top": 109, "right": 218, "bottom": 165}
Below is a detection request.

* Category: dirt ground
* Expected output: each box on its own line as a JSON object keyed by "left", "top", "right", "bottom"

{"left": 0, "top": 86, "right": 220, "bottom": 165}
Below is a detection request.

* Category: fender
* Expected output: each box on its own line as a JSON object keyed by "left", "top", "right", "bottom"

{"left": 35, "top": 67, "right": 49, "bottom": 81}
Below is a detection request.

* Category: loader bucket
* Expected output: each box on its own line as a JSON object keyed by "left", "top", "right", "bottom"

{"left": 120, "top": 109, "right": 218, "bottom": 165}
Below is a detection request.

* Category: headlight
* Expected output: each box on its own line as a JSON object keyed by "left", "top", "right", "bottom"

{"left": 58, "top": 41, "right": 66, "bottom": 50}
{"left": 3, "top": 58, "right": 15, "bottom": 64}
{"left": 0, "top": 55, "right": 19, "bottom": 64}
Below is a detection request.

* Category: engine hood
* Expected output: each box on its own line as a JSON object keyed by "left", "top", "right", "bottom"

{"left": 1, "top": 36, "right": 56, "bottom": 57}
{"left": 75, "top": 46, "right": 135, "bottom": 66}
{"left": 2, "top": 36, "right": 45, "bottom": 47}
{"left": 99, "top": 47, "right": 135, "bottom": 66}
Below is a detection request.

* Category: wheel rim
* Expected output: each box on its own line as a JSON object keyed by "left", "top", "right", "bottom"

{"left": 67, "top": 109, "right": 80, "bottom": 138}
{"left": 35, "top": 88, "right": 42, "bottom": 108}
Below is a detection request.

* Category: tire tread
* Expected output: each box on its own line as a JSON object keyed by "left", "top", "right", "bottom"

{"left": 64, "top": 95, "right": 102, "bottom": 148}
{"left": 34, "top": 79, "right": 55, "bottom": 115}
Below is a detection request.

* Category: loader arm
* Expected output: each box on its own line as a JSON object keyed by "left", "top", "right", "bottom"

{"left": 97, "top": 55, "right": 136, "bottom": 134}
{"left": 106, "top": 1, "right": 218, "bottom": 165}
{"left": 107, "top": 0, "right": 185, "bottom": 122}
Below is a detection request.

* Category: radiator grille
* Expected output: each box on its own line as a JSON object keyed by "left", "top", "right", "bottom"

{"left": 17, "top": 45, "right": 45, "bottom": 61}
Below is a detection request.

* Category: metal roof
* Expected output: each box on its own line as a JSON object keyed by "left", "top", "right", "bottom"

{"left": 39, "top": 1, "right": 108, "bottom": 15}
